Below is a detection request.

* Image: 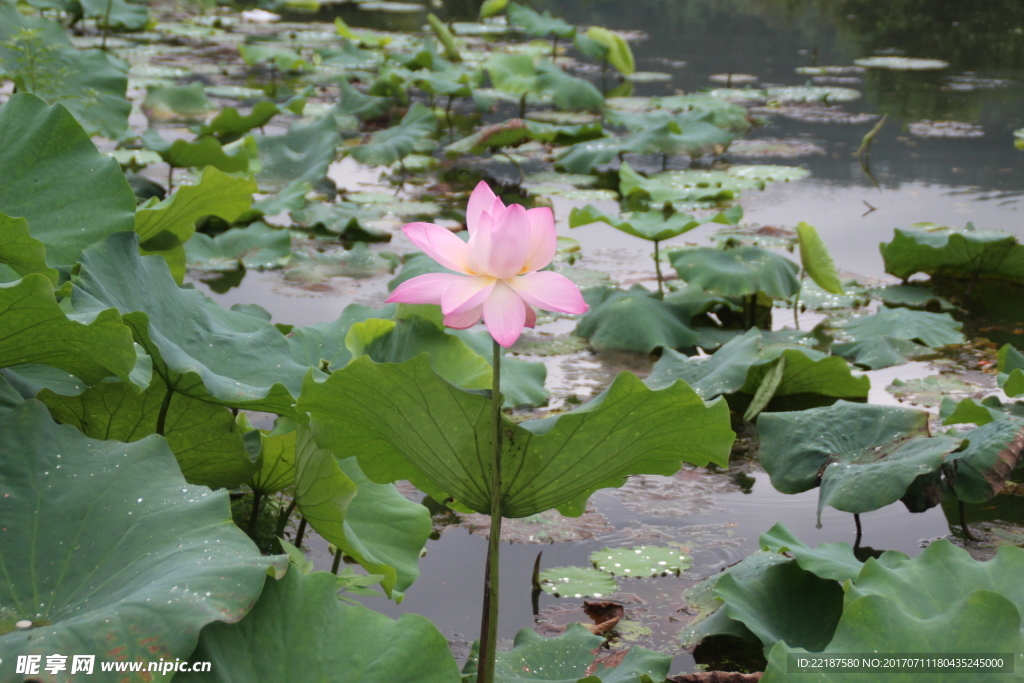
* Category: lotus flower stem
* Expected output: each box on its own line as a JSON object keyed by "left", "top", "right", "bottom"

{"left": 958, "top": 500, "right": 978, "bottom": 541}
{"left": 477, "top": 340, "right": 504, "bottom": 683}
{"left": 853, "top": 513, "right": 862, "bottom": 550}
{"left": 331, "top": 547, "right": 343, "bottom": 574}
{"left": 248, "top": 490, "right": 262, "bottom": 534}
{"left": 653, "top": 240, "right": 664, "bottom": 298}
{"left": 293, "top": 516, "right": 308, "bottom": 548}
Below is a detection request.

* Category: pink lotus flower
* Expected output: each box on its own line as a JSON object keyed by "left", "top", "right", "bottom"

{"left": 386, "top": 182, "right": 588, "bottom": 347}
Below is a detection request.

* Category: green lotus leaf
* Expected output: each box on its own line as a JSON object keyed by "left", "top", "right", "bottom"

{"left": 283, "top": 244, "right": 396, "bottom": 283}
{"left": 620, "top": 161, "right": 761, "bottom": 206}
{"left": 0, "top": 212, "right": 58, "bottom": 284}
{"left": 569, "top": 204, "right": 738, "bottom": 242}
{"left": 287, "top": 303, "right": 396, "bottom": 371}
{"left": 290, "top": 201, "right": 392, "bottom": 243}
{"left": 759, "top": 401, "right": 962, "bottom": 521}
{"left": 256, "top": 115, "right": 341, "bottom": 192}
{"left": 795, "top": 221, "right": 842, "bottom": 294}
{"left": 39, "top": 373, "right": 260, "bottom": 489}
{"left": 143, "top": 130, "right": 259, "bottom": 173}
{"left": 574, "top": 286, "right": 699, "bottom": 353}
{"left": 832, "top": 336, "right": 933, "bottom": 370}
{"left": 186, "top": 222, "right": 291, "bottom": 272}
{"left": 885, "top": 374, "right": 982, "bottom": 408}
{"left": 346, "top": 316, "right": 492, "bottom": 390}
{"left": 446, "top": 117, "right": 603, "bottom": 156}
{"left": 349, "top": 102, "right": 436, "bottom": 167}
{"left": 334, "top": 80, "right": 393, "bottom": 122}
{"left": 506, "top": 2, "right": 575, "bottom": 39}
{"left": 195, "top": 101, "right": 282, "bottom": 140}
{"left": 485, "top": 53, "right": 538, "bottom": 94}
{"left": 178, "top": 570, "right": 460, "bottom": 683}
{"left": 623, "top": 118, "right": 735, "bottom": 158}
{"left": 298, "top": 354, "right": 734, "bottom": 517}
{"left": 479, "top": 0, "right": 507, "bottom": 18}
{"left": 0, "top": 15, "right": 131, "bottom": 138}
{"left": 941, "top": 396, "right": 1024, "bottom": 427}
{"left": 248, "top": 422, "right": 297, "bottom": 496}
{"left": 833, "top": 306, "right": 965, "bottom": 349}
{"left": 715, "top": 561, "right": 844, "bottom": 655}
{"left": 871, "top": 284, "right": 956, "bottom": 311}
{"left": 647, "top": 329, "right": 868, "bottom": 404}
{"left": 585, "top": 26, "right": 634, "bottom": 75}
{"left": 239, "top": 43, "right": 308, "bottom": 72}
{"left": 535, "top": 61, "right": 605, "bottom": 111}
{"left": 451, "top": 329, "right": 549, "bottom": 409}
{"left": 464, "top": 624, "right": 671, "bottom": 683}
{"left": 590, "top": 546, "right": 691, "bottom": 576}
{"left": 0, "top": 94, "right": 136, "bottom": 267}
{"left": 879, "top": 223, "right": 1024, "bottom": 284}
{"left": 997, "top": 344, "right": 1024, "bottom": 397}
{"left": 655, "top": 93, "right": 753, "bottom": 134}
{"left": 0, "top": 274, "right": 137, "bottom": 385}
{"left": 538, "top": 566, "right": 618, "bottom": 598}
{"left": 71, "top": 232, "right": 308, "bottom": 416}
{"left": 670, "top": 246, "right": 800, "bottom": 299}
{"left": 759, "top": 522, "right": 906, "bottom": 582}
{"left": 941, "top": 417, "right": 1024, "bottom": 504}
{"left": 0, "top": 401, "right": 284, "bottom": 677}
{"left": 143, "top": 82, "right": 214, "bottom": 121}
{"left": 765, "top": 85, "right": 860, "bottom": 103}
{"left": 136, "top": 166, "right": 256, "bottom": 252}
{"left": 555, "top": 135, "right": 629, "bottom": 173}
{"left": 293, "top": 427, "right": 430, "bottom": 599}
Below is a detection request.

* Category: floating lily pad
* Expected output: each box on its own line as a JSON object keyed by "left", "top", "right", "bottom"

{"left": 871, "top": 284, "right": 956, "bottom": 311}
{"left": 626, "top": 71, "right": 672, "bottom": 82}
{"left": 765, "top": 86, "right": 860, "bottom": 104}
{"left": 854, "top": 56, "right": 949, "bottom": 70}
{"left": 727, "top": 164, "right": 810, "bottom": 182}
{"left": 833, "top": 306, "right": 964, "bottom": 349}
{"left": 709, "top": 73, "right": 758, "bottom": 85}
{"left": 908, "top": 120, "right": 984, "bottom": 138}
{"left": 833, "top": 336, "right": 933, "bottom": 370}
{"left": 186, "top": 222, "right": 292, "bottom": 272}
{"left": 728, "top": 138, "right": 826, "bottom": 158}
{"left": 591, "top": 546, "right": 692, "bottom": 576}
{"left": 886, "top": 374, "right": 984, "bottom": 407}
{"left": 284, "top": 244, "right": 396, "bottom": 282}
{"left": 795, "top": 65, "right": 864, "bottom": 76}
{"left": 539, "top": 566, "right": 619, "bottom": 598}
{"left": 462, "top": 509, "right": 612, "bottom": 543}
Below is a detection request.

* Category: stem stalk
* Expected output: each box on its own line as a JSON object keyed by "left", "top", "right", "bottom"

{"left": 476, "top": 341, "right": 504, "bottom": 683}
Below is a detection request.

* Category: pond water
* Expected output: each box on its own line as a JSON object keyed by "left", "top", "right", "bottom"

{"left": 183, "top": 0, "right": 1024, "bottom": 673}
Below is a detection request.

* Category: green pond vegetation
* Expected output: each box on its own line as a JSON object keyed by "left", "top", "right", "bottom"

{"left": 4, "top": 0, "right": 1024, "bottom": 680}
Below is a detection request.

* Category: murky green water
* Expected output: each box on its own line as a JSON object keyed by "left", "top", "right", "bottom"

{"left": 194, "top": 0, "right": 1024, "bottom": 672}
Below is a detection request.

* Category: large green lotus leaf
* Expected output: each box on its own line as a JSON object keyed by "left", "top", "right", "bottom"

{"left": 299, "top": 354, "right": 733, "bottom": 517}
{"left": 997, "top": 344, "right": 1024, "bottom": 397}
{"left": 538, "top": 566, "right": 618, "bottom": 598}
{"left": 287, "top": 303, "right": 396, "bottom": 371}
{"left": 256, "top": 115, "right": 341, "bottom": 192}
{"left": 0, "top": 274, "right": 137, "bottom": 384}
{"left": 833, "top": 307, "right": 964, "bottom": 349}
{"left": 0, "top": 212, "right": 58, "bottom": 283}
{"left": 186, "top": 222, "right": 291, "bottom": 272}
{"left": 334, "top": 80, "right": 393, "bottom": 122}
{"left": 941, "top": 417, "right": 1024, "bottom": 504}
{"left": 569, "top": 204, "right": 737, "bottom": 242}
{"left": 71, "top": 232, "right": 307, "bottom": 416}
{"left": 621, "top": 118, "right": 734, "bottom": 158}
{"left": 451, "top": 328, "right": 548, "bottom": 409}
{"left": 506, "top": 3, "right": 575, "bottom": 39}
{"left": 941, "top": 396, "right": 1024, "bottom": 426}
{"left": 347, "top": 317, "right": 491, "bottom": 390}
{"left": 759, "top": 522, "right": 906, "bottom": 582}
{"left": 759, "top": 401, "right": 962, "bottom": 519}
{"left": 574, "top": 286, "right": 698, "bottom": 353}
{"left": 79, "top": 0, "right": 148, "bottom": 30}
{"left": 716, "top": 560, "right": 844, "bottom": 654}
{"left": 585, "top": 26, "right": 634, "bottom": 75}
{"left": 535, "top": 61, "right": 605, "bottom": 111}
{"left": 143, "top": 130, "right": 258, "bottom": 173}
{"left": 463, "top": 624, "right": 671, "bottom": 683}
{"left": 619, "top": 162, "right": 761, "bottom": 206}
{"left": 248, "top": 424, "right": 297, "bottom": 496}
{"left": 647, "top": 328, "right": 867, "bottom": 402}
{"left": 349, "top": 102, "right": 436, "bottom": 167}
{"left": 136, "top": 167, "right": 257, "bottom": 252}
{"left": 872, "top": 283, "right": 956, "bottom": 311}
{"left": 880, "top": 223, "right": 1024, "bottom": 283}
{"left": 38, "top": 373, "right": 259, "bottom": 489}
{"left": 293, "top": 428, "right": 430, "bottom": 599}
{"left": 178, "top": 570, "right": 460, "bottom": 683}
{"left": 0, "top": 401, "right": 284, "bottom": 676}
{"left": 832, "top": 336, "right": 933, "bottom": 370}
{"left": 239, "top": 44, "right": 308, "bottom": 72}
{"left": 796, "top": 221, "right": 842, "bottom": 294}
{"left": 0, "top": 94, "right": 135, "bottom": 267}
{"left": 670, "top": 246, "right": 800, "bottom": 299}
{"left": 762, "top": 591, "right": 1024, "bottom": 682}
{"left": 485, "top": 53, "right": 539, "bottom": 94}
{"left": 555, "top": 135, "right": 628, "bottom": 174}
